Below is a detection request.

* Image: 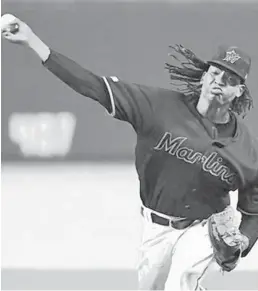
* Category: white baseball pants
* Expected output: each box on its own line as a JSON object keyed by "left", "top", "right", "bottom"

{"left": 137, "top": 206, "right": 219, "bottom": 290}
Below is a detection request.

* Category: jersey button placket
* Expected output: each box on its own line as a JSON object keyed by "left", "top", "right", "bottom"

{"left": 184, "top": 146, "right": 212, "bottom": 214}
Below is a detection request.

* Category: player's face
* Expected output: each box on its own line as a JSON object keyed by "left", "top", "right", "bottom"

{"left": 200, "top": 65, "right": 245, "bottom": 105}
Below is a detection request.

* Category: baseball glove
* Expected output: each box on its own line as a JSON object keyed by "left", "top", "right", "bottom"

{"left": 208, "top": 206, "right": 249, "bottom": 272}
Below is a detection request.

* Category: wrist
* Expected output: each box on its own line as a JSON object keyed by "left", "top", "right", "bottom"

{"left": 28, "top": 32, "right": 50, "bottom": 62}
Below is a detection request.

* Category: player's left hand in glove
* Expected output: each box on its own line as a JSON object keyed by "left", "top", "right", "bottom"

{"left": 208, "top": 206, "right": 249, "bottom": 272}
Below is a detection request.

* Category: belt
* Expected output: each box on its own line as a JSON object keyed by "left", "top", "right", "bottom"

{"left": 140, "top": 206, "right": 199, "bottom": 230}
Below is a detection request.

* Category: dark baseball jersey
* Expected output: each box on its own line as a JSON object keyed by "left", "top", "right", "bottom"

{"left": 43, "top": 50, "right": 258, "bottom": 255}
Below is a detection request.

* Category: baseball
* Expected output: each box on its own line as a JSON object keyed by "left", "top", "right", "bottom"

{"left": 1, "top": 14, "right": 18, "bottom": 31}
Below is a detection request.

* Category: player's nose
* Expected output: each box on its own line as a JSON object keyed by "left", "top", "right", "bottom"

{"left": 214, "top": 72, "right": 226, "bottom": 86}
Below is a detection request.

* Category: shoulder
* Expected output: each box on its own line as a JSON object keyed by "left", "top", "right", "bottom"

{"left": 130, "top": 82, "right": 187, "bottom": 108}
{"left": 135, "top": 82, "right": 184, "bottom": 98}
{"left": 235, "top": 115, "right": 258, "bottom": 152}
{"left": 235, "top": 115, "right": 258, "bottom": 176}
{"left": 108, "top": 77, "right": 185, "bottom": 100}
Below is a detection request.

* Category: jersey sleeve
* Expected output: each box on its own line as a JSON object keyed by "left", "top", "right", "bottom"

{"left": 43, "top": 49, "right": 166, "bottom": 134}
{"left": 42, "top": 49, "right": 113, "bottom": 112}
{"left": 237, "top": 179, "right": 258, "bottom": 256}
{"left": 237, "top": 135, "right": 258, "bottom": 215}
{"left": 101, "top": 76, "right": 165, "bottom": 133}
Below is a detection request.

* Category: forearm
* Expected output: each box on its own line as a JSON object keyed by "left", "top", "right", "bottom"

{"left": 28, "top": 33, "right": 50, "bottom": 62}
{"left": 239, "top": 213, "right": 258, "bottom": 257}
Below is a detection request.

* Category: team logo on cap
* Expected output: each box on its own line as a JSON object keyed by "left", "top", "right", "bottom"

{"left": 222, "top": 50, "right": 241, "bottom": 64}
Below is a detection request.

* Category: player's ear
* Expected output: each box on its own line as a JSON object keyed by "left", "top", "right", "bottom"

{"left": 235, "top": 84, "right": 245, "bottom": 98}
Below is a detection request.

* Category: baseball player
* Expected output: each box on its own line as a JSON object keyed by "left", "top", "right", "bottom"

{"left": 2, "top": 15, "right": 258, "bottom": 291}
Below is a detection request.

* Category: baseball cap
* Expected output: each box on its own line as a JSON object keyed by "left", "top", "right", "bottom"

{"left": 207, "top": 45, "right": 251, "bottom": 81}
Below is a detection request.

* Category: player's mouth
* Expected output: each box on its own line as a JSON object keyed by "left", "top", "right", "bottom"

{"left": 211, "top": 87, "right": 223, "bottom": 95}
{"left": 210, "top": 87, "right": 224, "bottom": 103}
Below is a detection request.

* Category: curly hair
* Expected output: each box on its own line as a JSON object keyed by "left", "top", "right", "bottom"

{"left": 165, "top": 44, "right": 253, "bottom": 118}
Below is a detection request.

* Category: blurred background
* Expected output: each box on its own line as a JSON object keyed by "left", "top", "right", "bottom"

{"left": 1, "top": 0, "right": 258, "bottom": 289}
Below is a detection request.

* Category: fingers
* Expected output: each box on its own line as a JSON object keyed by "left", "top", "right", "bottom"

{"left": 8, "top": 23, "right": 19, "bottom": 34}
{"left": 6, "top": 19, "right": 21, "bottom": 30}
{"left": 2, "top": 29, "right": 11, "bottom": 37}
{"left": 1, "top": 14, "right": 21, "bottom": 34}
{"left": 1, "top": 15, "right": 27, "bottom": 44}
{"left": 2, "top": 24, "right": 19, "bottom": 35}
{"left": 1, "top": 30, "right": 22, "bottom": 43}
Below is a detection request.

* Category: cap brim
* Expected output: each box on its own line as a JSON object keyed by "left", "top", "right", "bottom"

{"left": 207, "top": 60, "right": 245, "bottom": 81}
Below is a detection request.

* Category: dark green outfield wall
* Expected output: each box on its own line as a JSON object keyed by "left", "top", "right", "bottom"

{"left": 2, "top": 1, "right": 258, "bottom": 161}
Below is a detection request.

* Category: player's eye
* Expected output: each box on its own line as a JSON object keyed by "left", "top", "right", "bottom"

{"left": 224, "top": 72, "right": 240, "bottom": 86}
{"left": 211, "top": 69, "right": 220, "bottom": 76}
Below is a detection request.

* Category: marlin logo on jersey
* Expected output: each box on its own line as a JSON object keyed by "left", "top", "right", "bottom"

{"left": 154, "top": 132, "right": 236, "bottom": 185}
